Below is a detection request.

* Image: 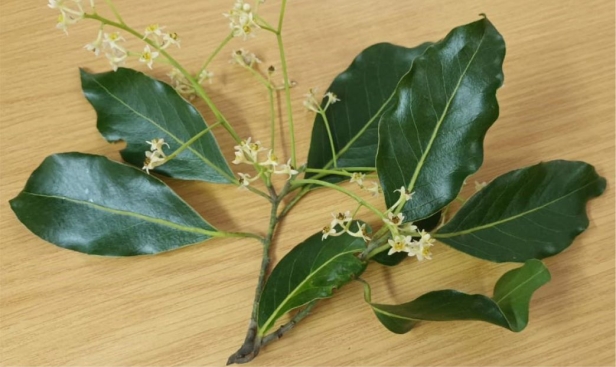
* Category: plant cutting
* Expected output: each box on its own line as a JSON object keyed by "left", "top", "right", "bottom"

{"left": 9, "top": 0, "right": 606, "bottom": 364}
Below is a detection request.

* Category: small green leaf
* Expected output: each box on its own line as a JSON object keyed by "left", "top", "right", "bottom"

{"left": 80, "top": 68, "right": 234, "bottom": 183}
{"left": 376, "top": 17, "right": 505, "bottom": 221}
{"left": 257, "top": 222, "right": 370, "bottom": 335}
{"left": 306, "top": 42, "right": 432, "bottom": 182}
{"left": 367, "top": 259, "right": 550, "bottom": 333}
{"left": 371, "top": 211, "right": 441, "bottom": 266}
{"left": 10, "top": 153, "right": 217, "bottom": 256}
{"left": 435, "top": 160, "right": 606, "bottom": 262}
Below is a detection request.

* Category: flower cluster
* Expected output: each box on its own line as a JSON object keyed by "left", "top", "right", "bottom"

{"left": 349, "top": 172, "right": 381, "bottom": 197}
{"left": 303, "top": 88, "right": 340, "bottom": 113}
{"left": 167, "top": 68, "right": 214, "bottom": 100}
{"left": 48, "top": 0, "right": 89, "bottom": 34}
{"left": 232, "top": 137, "right": 298, "bottom": 187}
{"left": 223, "top": 0, "right": 261, "bottom": 39}
{"left": 321, "top": 211, "right": 370, "bottom": 242}
{"left": 143, "top": 24, "right": 181, "bottom": 50}
{"left": 387, "top": 230, "right": 435, "bottom": 261}
{"left": 83, "top": 30, "right": 128, "bottom": 71}
{"left": 142, "top": 138, "right": 169, "bottom": 174}
{"left": 230, "top": 49, "right": 262, "bottom": 68}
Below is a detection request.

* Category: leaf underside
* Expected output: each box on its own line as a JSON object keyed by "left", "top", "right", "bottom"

{"left": 80, "top": 68, "right": 234, "bottom": 183}
{"left": 376, "top": 17, "right": 505, "bottom": 222}
{"left": 369, "top": 259, "right": 550, "bottom": 333}
{"left": 10, "top": 153, "right": 216, "bottom": 256}
{"left": 435, "top": 160, "right": 606, "bottom": 262}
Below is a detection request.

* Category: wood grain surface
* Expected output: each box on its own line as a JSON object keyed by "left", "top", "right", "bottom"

{"left": 1, "top": 0, "right": 614, "bottom": 366}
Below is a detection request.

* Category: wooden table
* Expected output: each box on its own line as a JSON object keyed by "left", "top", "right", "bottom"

{"left": 1, "top": 0, "right": 614, "bottom": 365}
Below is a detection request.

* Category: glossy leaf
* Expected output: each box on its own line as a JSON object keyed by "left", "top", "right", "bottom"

{"left": 376, "top": 17, "right": 505, "bottom": 222}
{"left": 367, "top": 259, "right": 550, "bottom": 333}
{"left": 306, "top": 42, "right": 432, "bottom": 182}
{"left": 257, "top": 222, "right": 370, "bottom": 335}
{"left": 435, "top": 160, "right": 606, "bottom": 262}
{"left": 80, "top": 68, "right": 234, "bottom": 183}
{"left": 372, "top": 211, "right": 441, "bottom": 266}
{"left": 10, "top": 153, "right": 217, "bottom": 256}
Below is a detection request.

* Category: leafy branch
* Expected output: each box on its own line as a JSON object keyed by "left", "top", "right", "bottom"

{"left": 10, "top": 1, "right": 607, "bottom": 365}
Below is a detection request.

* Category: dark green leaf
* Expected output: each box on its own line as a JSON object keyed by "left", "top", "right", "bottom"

{"left": 257, "top": 222, "right": 370, "bottom": 335}
{"left": 367, "top": 259, "right": 550, "bottom": 333}
{"left": 435, "top": 160, "right": 606, "bottom": 262}
{"left": 376, "top": 17, "right": 505, "bottom": 222}
{"left": 80, "top": 68, "right": 234, "bottom": 183}
{"left": 306, "top": 42, "right": 432, "bottom": 182}
{"left": 10, "top": 153, "right": 217, "bottom": 256}
{"left": 372, "top": 211, "right": 441, "bottom": 266}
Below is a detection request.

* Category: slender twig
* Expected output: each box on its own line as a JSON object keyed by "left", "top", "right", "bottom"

{"left": 227, "top": 179, "right": 300, "bottom": 365}
{"left": 278, "top": 186, "right": 310, "bottom": 218}
{"left": 198, "top": 32, "right": 233, "bottom": 77}
{"left": 292, "top": 179, "right": 385, "bottom": 220}
{"left": 276, "top": 0, "right": 297, "bottom": 167}
{"left": 260, "top": 301, "right": 318, "bottom": 347}
{"left": 317, "top": 110, "right": 338, "bottom": 168}
{"left": 103, "top": 0, "right": 125, "bottom": 24}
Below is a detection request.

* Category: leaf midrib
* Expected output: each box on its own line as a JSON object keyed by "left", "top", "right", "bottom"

{"left": 90, "top": 78, "right": 233, "bottom": 182}
{"left": 435, "top": 179, "right": 599, "bottom": 238}
{"left": 493, "top": 266, "right": 547, "bottom": 305}
{"left": 405, "top": 30, "right": 487, "bottom": 195}
{"left": 371, "top": 305, "right": 421, "bottom": 322}
{"left": 258, "top": 248, "right": 361, "bottom": 334}
{"left": 21, "top": 191, "right": 214, "bottom": 236}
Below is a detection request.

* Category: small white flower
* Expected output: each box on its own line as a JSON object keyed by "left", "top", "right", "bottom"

{"left": 146, "top": 138, "right": 169, "bottom": 153}
{"left": 412, "top": 230, "right": 435, "bottom": 261}
{"left": 102, "top": 32, "right": 126, "bottom": 52}
{"left": 246, "top": 139, "right": 265, "bottom": 160}
{"left": 330, "top": 211, "right": 352, "bottom": 228}
{"left": 232, "top": 137, "right": 265, "bottom": 164}
{"left": 322, "top": 225, "right": 344, "bottom": 240}
{"left": 324, "top": 92, "right": 340, "bottom": 107}
{"left": 106, "top": 52, "right": 127, "bottom": 72}
{"left": 168, "top": 68, "right": 195, "bottom": 97}
{"left": 387, "top": 235, "right": 413, "bottom": 255}
{"left": 400, "top": 222, "right": 419, "bottom": 234}
{"left": 475, "top": 180, "right": 487, "bottom": 191}
{"left": 394, "top": 186, "right": 414, "bottom": 202}
{"left": 347, "top": 223, "right": 371, "bottom": 242}
{"left": 142, "top": 150, "right": 166, "bottom": 174}
{"left": 303, "top": 88, "right": 320, "bottom": 112}
{"left": 139, "top": 45, "right": 160, "bottom": 69}
{"left": 232, "top": 150, "right": 250, "bottom": 165}
{"left": 383, "top": 212, "right": 405, "bottom": 227}
{"left": 273, "top": 160, "right": 299, "bottom": 179}
{"left": 161, "top": 32, "right": 181, "bottom": 49}
{"left": 238, "top": 172, "right": 256, "bottom": 188}
{"left": 49, "top": 0, "right": 84, "bottom": 33}
{"left": 84, "top": 29, "right": 104, "bottom": 56}
{"left": 198, "top": 70, "right": 214, "bottom": 84}
{"left": 364, "top": 182, "right": 381, "bottom": 197}
{"left": 350, "top": 172, "right": 365, "bottom": 188}
{"left": 55, "top": 12, "right": 78, "bottom": 33}
{"left": 144, "top": 24, "right": 165, "bottom": 39}
{"left": 223, "top": 0, "right": 260, "bottom": 39}
{"left": 230, "top": 49, "right": 261, "bottom": 67}
{"left": 259, "top": 150, "right": 279, "bottom": 168}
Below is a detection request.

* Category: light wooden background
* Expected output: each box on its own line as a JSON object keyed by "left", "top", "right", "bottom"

{"left": 1, "top": 0, "right": 614, "bottom": 366}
